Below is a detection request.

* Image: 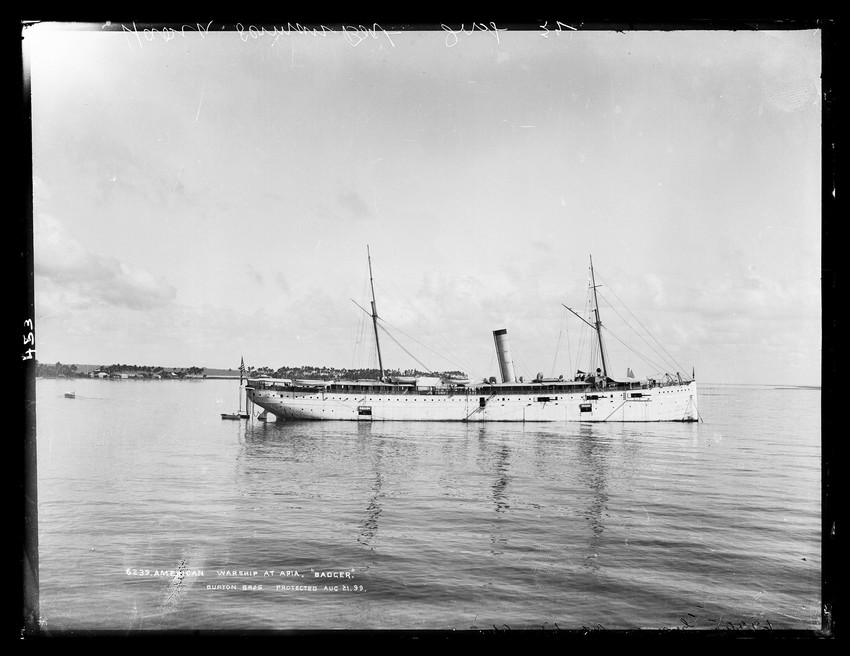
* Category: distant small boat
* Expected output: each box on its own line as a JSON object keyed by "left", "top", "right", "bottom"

{"left": 220, "top": 413, "right": 240, "bottom": 420}
{"left": 64, "top": 392, "right": 76, "bottom": 399}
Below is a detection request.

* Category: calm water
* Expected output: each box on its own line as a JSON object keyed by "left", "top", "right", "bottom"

{"left": 30, "top": 378, "right": 822, "bottom": 633}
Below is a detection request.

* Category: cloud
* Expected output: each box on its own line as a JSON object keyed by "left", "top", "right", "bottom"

{"left": 338, "top": 188, "right": 373, "bottom": 219}
{"left": 246, "top": 264, "right": 264, "bottom": 285}
{"left": 34, "top": 213, "right": 176, "bottom": 312}
{"left": 274, "top": 272, "right": 291, "bottom": 294}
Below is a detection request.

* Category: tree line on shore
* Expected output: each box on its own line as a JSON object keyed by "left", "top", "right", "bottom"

{"left": 248, "top": 365, "right": 467, "bottom": 380}
{"left": 34, "top": 361, "right": 206, "bottom": 378}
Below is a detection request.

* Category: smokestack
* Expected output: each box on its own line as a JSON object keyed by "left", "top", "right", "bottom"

{"left": 493, "top": 329, "right": 516, "bottom": 383}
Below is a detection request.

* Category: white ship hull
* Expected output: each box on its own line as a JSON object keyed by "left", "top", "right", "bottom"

{"left": 246, "top": 380, "right": 698, "bottom": 423}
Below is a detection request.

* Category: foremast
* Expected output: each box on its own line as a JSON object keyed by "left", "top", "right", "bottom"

{"left": 367, "top": 245, "right": 385, "bottom": 381}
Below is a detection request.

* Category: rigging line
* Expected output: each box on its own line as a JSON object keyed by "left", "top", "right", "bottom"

{"left": 593, "top": 290, "right": 676, "bottom": 370}
{"left": 595, "top": 314, "right": 691, "bottom": 381}
{"left": 485, "top": 350, "right": 496, "bottom": 381}
{"left": 572, "top": 314, "right": 592, "bottom": 373}
{"left": 584, "top": 282, "right": 595, "bottom": 357}
{"left": 595, "top": 288, "right": 690, "bottom": 377}
{"left": 594, "top": 271, "right": 690, "bottom": 374}
{"left": 561, "top": 303, "right": 596, "bottom": 330}
{"left": 351, "top": 299, "right": 437, "bottom": 374}
{"left": 599, "top": 326, "right": 673, "bottom": 377}
{"left": 351, "top": 276, "right": 372, "bottom": 369}
{"left": 376, "top": 316, "right": 466, "bottom": 373}
{"left": 369, "top": 301, "right": 481, "bottom": 377}
{"left": 351, "top": 297, "right": 380, "bottom": 372}
{"left": 576, "top": 293, "right": 595, "bottom": 372}
{"left": 551, "top": 312, "right": 565, "bottom": 377}
{"left": 377, "top": 323, "right": 433, "bottom": 373}
{"left": 352, "top": 294, "right": 370, "bottom": 369}
{"left": 370, "top": 260, "right": 479, "bottom": 376}
{"left": 511, "top": 354, "right": 535, "bottom": 382}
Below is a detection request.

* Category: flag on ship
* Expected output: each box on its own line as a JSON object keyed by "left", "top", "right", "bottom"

{"left": 239, "top": 357, "right": 245, "bottom": 374}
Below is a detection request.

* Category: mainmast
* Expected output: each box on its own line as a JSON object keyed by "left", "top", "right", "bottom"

{"left": 367, "top": 245, "right": 385, "bottom": 380}
{"left": 589, "top": 256, "right": 609, "bottom": 378}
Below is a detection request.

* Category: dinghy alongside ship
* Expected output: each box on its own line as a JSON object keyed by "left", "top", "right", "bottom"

{"left": 221, "top": 357, "right": 249, "bottom": 420}
{"left": 245, "top": 252, "right": 699, "bottom": 423}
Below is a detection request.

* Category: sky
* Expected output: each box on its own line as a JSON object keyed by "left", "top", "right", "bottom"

{"left": 24, "top": 22, "right": 823, "bottom": 386}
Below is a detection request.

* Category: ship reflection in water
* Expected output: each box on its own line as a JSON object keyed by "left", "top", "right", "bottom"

{"left": 576, "top": 425, "right": 612, "bottom": 572}
{"left": 233, "top": 420, "right": 618, "bottom": 569}
{"left": 357, "top": 423, "right": 384, "bottom": 550}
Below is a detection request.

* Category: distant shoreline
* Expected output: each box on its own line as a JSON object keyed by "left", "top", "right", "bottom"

{"left": 35, "top": 374, "right": 245, "bottom": 380}
{"left": 32, "top": 362, "right": 462, "bottom": 382}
